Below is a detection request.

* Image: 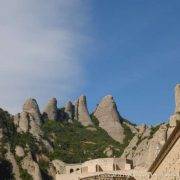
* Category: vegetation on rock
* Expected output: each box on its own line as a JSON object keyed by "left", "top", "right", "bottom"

{"left": 41, "top": 118, "right": 134, "bottom": 163}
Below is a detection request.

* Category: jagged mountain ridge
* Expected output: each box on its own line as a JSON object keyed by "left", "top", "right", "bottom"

{"left": 0, "top": 94, "right": 133, "bottom": 179}
{"left": 0, "top": 84, "right": 179, "bottom": 179}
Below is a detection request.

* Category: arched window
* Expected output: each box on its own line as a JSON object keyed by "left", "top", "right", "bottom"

{"left": 70, "top": 169, "right": 74, "bottom": 173}
{"left": 76, "top": 168, "right": 80, "bottom": 171}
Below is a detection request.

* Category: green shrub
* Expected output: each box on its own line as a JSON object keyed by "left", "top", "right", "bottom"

{"left": 14, "top": 155, "right": 33, "bottom": 180}
{"left": 41, "top": 119, "right": 134, "bottom": 163}
{"left": 10, "top": 132, "right": 39, "bottom": 154}
{"left": 39, "top": 159, "right": 49, "bottom": 174}
{"left": 0, "top": 109, "right": 16, "bottom": 145}
{"left": 90, "top": 114, "right": 99, "bottom": 127}
{"left": 122, "top": 123, "right": 135, "bottom": 147}
{"left": 20, "top": 169, "right": 33, "bottom": 180}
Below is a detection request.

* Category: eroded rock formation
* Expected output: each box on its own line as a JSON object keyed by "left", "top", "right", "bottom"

{"left": 4, "top": 83, "right": 180, "bottom": 177}
{"left": 122, "top": 124, "right": 168, "bottom": 169}
{"left": 52, "top": 160, "right": 66, "bottom": 174}
{"left": 14, "top": 98, "right": 42, "bottom": 138}
{"left": 94, "top": 95, "right": 125, "bottom": 143}
{"left": 43, "top": 98, "right": 58, "bottom": 121}
{"left": 18, "top": 112, "right": 29, "bottom": 133}
{"left": 75, "top": 95, "right": 93, "bottom": 126}
{"left": 6, "top": 145, "right": 21, "bottom": 180}
{"left": 21, "top": 153, "right": 42, "bottom": 180}
{"left": 23, "top": 98, "right": 42, "bottom": 125}
{"left": 65, "top": 101, "right": 74, "bottom": 121}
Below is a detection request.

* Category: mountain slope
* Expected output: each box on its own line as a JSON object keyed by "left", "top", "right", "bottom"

{"left": 0, "top": 96, "right": 134, "bottom": 179}
{"left": 0, "top": 84, "right": 179, "bottom": 179}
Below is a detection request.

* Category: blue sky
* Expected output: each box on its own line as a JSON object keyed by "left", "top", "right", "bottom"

{"left": 82, "top": 0, "right": 180, "bottom": 124}
{"left": 0, "top": 0, "right": 179, "bottom": 125}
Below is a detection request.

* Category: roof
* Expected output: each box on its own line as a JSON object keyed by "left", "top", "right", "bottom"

{"left": 148, "top": 121, "right": 180, "bottom": 174}
{"left": 79, "top": 172, "right": 136, "bottom": 180}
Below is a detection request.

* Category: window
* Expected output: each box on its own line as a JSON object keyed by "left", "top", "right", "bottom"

{"left": 113, "top": 164, "right": 121, "bottom": 171}
{"left": 70, "top": 169, "right": 74, "bottom": 173}
{"left": 96, "top": 165, "right": 103, "bottom": 172}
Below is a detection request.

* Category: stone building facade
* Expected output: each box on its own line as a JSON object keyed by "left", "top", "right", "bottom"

{"left": 56, "top": 158, "right": 134, "bottom": 180}
{"left": 149, "top": 122, "right": 180, "bottom": 180}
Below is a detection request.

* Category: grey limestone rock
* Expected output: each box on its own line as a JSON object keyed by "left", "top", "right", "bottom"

{"left": 15, "top": 146, "right": 25, "bottom": 157}
{"left": 43, "top": 98, "right": 58, "bottom": 121}
{"left": 21, "top": 153, "right": 42, "bottom": 180}
{"left": 94, "top": 95, "right": 125, "bottom": 143}
{"left": 65, "top": 101, "right": 74, "bottom": 120}
{"left": 23, "top": 98, "right": 42, "bottom": 125}
{"left": 75, "top": 95, "right": 93, "bottom": 126}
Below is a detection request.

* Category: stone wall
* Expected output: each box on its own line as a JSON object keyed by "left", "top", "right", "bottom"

{"left": 65, "top": 164, "right": 82, "bottom": 174}
{"left": 82, "top": 158, "right": 130, "bottom": 173}
{"left": 56, "top": 158, "right": 134, "bottom": 180}
{"left": 150, "top": 137, "right": 180, "bottom": 180}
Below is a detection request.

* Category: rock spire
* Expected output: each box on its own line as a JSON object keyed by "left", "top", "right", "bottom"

{"left": 94, "top": 95, "right": 125, "bottom": 143}
{"left": 65, "top": 101, "right": 74, "bottom": 120}
{"left": 75, "top": 95, "right": 93, "bottom": 126}
{"left": 23, "top": 98, "right": 42, "bottom": 125}
{"left": 43, "top": 98, "right": 58, "bottom": 121}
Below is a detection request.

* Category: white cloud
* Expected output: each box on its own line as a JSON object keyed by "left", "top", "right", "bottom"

{"left": 0, "top": 0, "right": 91, "bottom": 113}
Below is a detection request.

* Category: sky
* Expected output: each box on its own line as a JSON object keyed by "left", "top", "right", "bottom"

{"left": 0, "top": 0, "right": 180, "bottom": 125}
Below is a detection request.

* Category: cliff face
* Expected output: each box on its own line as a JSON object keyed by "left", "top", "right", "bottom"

{"left": 121, "top": 84, "right": 180, "bottom": 170}
{"left": 0, "top": 84, "right": 179, "bottom": 179}
{"left": 121, "top": 123, "right": 169, "bottom": 169}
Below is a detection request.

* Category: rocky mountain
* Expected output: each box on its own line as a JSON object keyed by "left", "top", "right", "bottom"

{"left": 0, "top": 84, "right": 179, "bottom": 179}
